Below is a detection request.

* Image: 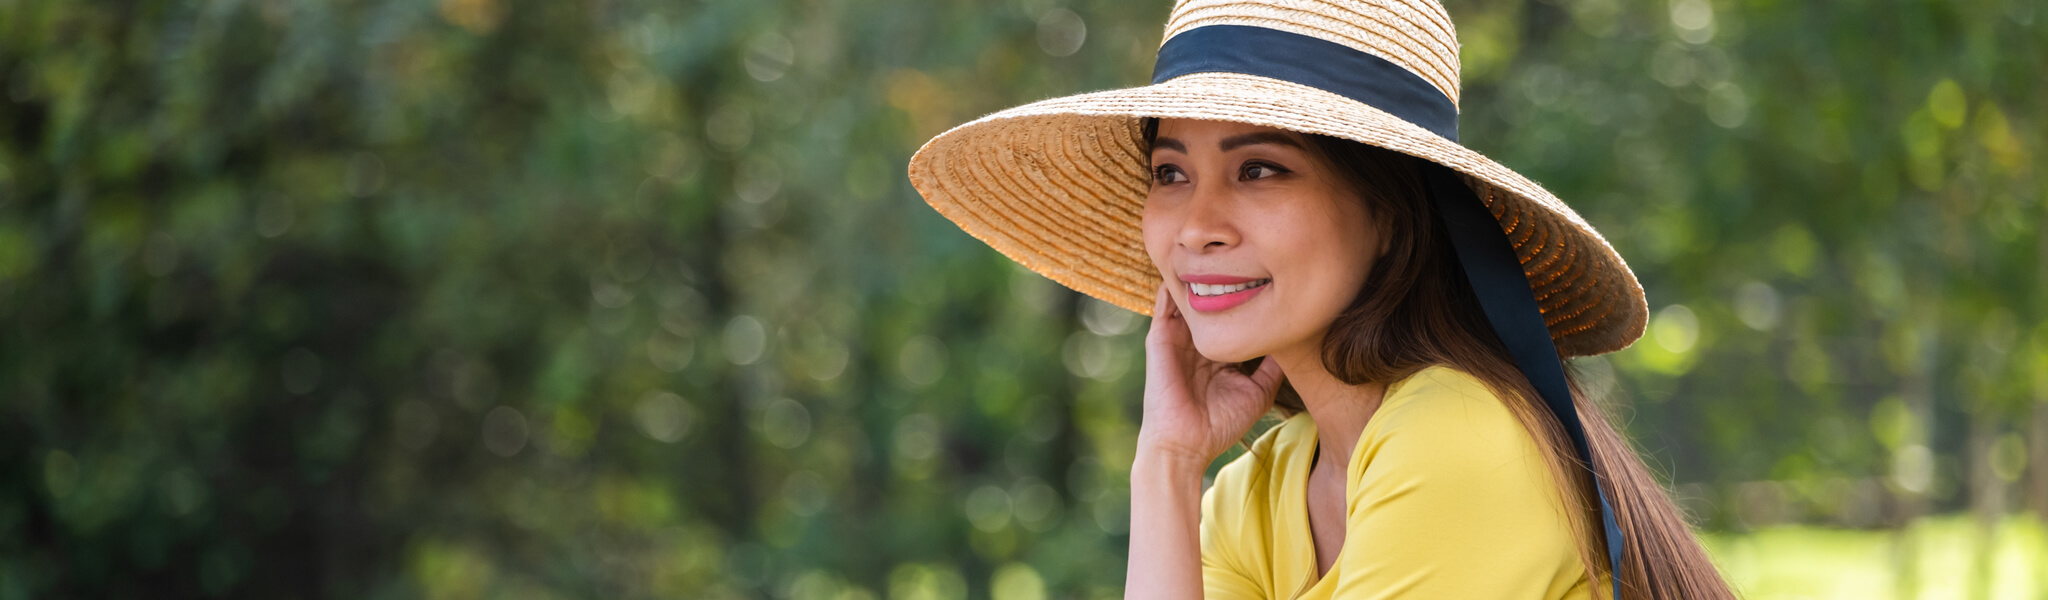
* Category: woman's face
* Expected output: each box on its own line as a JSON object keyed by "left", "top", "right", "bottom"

{"left": 1142, "top": 118, "right": 1384, "bottom": 363}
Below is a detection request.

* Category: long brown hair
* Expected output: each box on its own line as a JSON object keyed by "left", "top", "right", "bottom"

{"left": 1143, "top": 118, "right": 1734, "bottom": 599}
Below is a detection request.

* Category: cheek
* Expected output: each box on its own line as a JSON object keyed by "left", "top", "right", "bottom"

{"left": 1139, "top": 211, "right": 1165, "bottom": 262}
{"left": 1139, "top": 211, "right": 1173, "bottom": 275}
{"left": 1274, "top": 201, "right": 1378, "bottom": 312}
{"left": 1329, "top": 216, "right": 1380, "bottom": 292}
{"left": 1139, "top": 207, "right": 1185, "bottom": 308}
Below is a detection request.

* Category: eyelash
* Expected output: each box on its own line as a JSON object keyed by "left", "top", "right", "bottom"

{"left": 1151, "top": 161, "right": 1290, "bottom": 184}
{"left": 1240, "top": 161, "right": 1287, "bottom": 180}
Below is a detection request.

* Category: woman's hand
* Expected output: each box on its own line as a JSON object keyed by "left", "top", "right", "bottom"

{"left": 1136, "top": 282, "right": 1286, "bottom": 468}
{"left": 1126, "top": 283, "right": 1282, "bottom": 600}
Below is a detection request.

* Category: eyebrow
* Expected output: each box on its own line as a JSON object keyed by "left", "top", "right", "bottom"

{"left": 1219, "top": 131, "right": 1306, "bottom": 152}
{"left": 1150, "top": 132, "right": 1304, "bottom": 154}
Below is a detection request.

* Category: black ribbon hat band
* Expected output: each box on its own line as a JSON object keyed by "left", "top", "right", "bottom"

{"left": 1153, "top": 24, "right": 1627, "bottom": 596}
{"left": 1150, "top": 24, "right": 1461, "bottom": 142}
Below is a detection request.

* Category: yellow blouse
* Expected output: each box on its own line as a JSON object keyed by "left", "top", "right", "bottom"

{"left": 1198, "top": 365, "right": 1598, "bottom": 600}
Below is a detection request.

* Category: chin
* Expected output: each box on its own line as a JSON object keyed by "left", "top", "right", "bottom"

{"left": 1186, "top": 323, "right": 1277, "bottom": 364}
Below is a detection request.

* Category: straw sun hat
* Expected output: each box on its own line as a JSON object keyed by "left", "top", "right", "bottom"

{"left": 906, "top": 0, "right": 1648, "bottom": 358}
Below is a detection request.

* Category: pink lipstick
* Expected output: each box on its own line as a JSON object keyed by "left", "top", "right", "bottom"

{"left": 1182, "top": 274, "right": 1271, "bottom": 313}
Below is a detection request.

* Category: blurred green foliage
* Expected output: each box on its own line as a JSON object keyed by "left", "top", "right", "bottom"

{"left": 0, "top": 0, "right": 2042, "bottom": 597}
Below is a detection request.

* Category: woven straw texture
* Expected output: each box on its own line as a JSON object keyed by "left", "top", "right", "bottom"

{"left": 906, "top": 0, "right": 1646, "bottom": 357}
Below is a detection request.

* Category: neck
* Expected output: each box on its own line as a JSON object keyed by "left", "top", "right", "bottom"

{"left": 1268, "top": 337, "right": 1387, "bottom": 476}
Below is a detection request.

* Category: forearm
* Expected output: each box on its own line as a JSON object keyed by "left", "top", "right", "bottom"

{"left": 1124, "top": 449, "right": 1208, "bottom": 600}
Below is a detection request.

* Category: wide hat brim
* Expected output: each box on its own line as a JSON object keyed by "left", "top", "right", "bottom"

{"left": 907, "top": 71, "right": 1646, "bottom": 358}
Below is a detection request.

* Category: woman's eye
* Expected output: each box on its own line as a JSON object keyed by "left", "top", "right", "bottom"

{"left": 1241, "top": 162, "right": 1285, "bottom": 180}
{"left": 1153, "top": 165, "right": 1187, "bottom": 184}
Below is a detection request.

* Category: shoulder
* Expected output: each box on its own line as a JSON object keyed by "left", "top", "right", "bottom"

{"left": 1335, "top": 365, "right": 1585, "bottom": 596}
{"left": 1384, "top": 364, "right": 1509, "bottom": 415}
{"left": 1349, "top": 365, "right": 1553, "bottom": 502}
{"left": 1363, "top": 365, "right": 1528, "bottom": 458}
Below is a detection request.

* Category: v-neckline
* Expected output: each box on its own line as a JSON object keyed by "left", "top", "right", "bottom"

{"left": 1286, "top": 368, "right": 1434, "bottom": 599}
{"left": 1298, "top": 417, "right": 1333, "bottom": 594}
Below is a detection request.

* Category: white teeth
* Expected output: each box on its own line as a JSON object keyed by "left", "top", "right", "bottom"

{"left": 1190, "top": 279, "right": 1270, "bottom": 297}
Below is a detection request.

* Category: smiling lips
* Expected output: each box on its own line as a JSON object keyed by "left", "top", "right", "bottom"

{"left": 1182, "top": 275, "right": 1271, "bottom": 313}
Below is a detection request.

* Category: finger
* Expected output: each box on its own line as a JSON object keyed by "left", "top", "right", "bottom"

{"left": 1151, "top": 282, "right": 1177, "bottom": 324}
{"left": 1248, "top": 354, "right": 1286, "bottom": 395}
{"left": 1145, "top": 283, "right": 1190, "bottom": 380}
{"left": 1146, "top": 282, "right": 1188, "bottom": 349}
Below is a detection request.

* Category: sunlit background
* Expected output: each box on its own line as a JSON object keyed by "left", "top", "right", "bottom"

{"left": 1, "top": 0, "right": 2043, "bottom": 597}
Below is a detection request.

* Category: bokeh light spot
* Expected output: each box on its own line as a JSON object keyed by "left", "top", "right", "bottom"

{"left": 482, "top": 406, "right": 529, "bottom": 457}
{"left": 1927, "top": 79, "right": 1967, "bottom": 129}
{"left": 725, "top": 316, "right": 768, "bottom": 365}
{"left": 1669, "top": 0, "right": 1715, "bottom": 43}
{"left": 646, "top": 333, "right": 695, "bottom": 373}
{"left": 784, "top": 470, "right": 829, "bottom": 516}
{"left": 744, "top": 33, "right": 796, "bottom": 82}
{"left": 254, "top": 196, "right": 294, "bottom": 238}
{"left": 1705, "top": 82, "right": 1749, "bottom": 128}
{"left": 634, "top": 391, "right": 694, "bottom": 444}
{"left": 1080, "top": 297, "right": 1136, "bottom": 336}
{"left": 893, "top": 414, "right": 941, "bottom": 471}
{"left": 897, "top": 335, "right": 946, "bottom": 388}
{"left": 345, "top": 152, "right": 385, "bottom": 197}
{"left": 1990, "top": 434, "right": 2027, "bottom": 482}
{"left": 1652, "top": 304, "right": 1699, "bottom": 354}
{"left": 159, "top": 467, "right": 208, "bottom": 517}
{"left": 1062, "top": 331, "right": 1130, "bottom": 381}
{"left": 1892, "top": 444, "right": 1934, "bottom": 494}
{"left": 887, "top": 563, "right": 966, "bottom": 600}
{"left": 1010, "top": 478, "right": 1062, "bottom": 531}
{"left": 705, "top": 105, "right": 753, "bottom": 152}
{"left": 990, "top": 562, "right": 1046, "bottom": 600}
{"left": 963, "top": 485, "right": 1013, "bottom": 532}
{"left": 757, "top": 397, "right": 812, "bottom": 449}
{"left": 1036, "top": 9, "right": 1086, "bottom": 57}
{"left": 1733, "top": 281, "right": 1781, "bottom": 331}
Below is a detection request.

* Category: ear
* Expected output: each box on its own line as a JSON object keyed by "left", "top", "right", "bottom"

{"left": 1363, "top": 204, "right": 1396, "bottom": 260}
{"left": 1374, "top": 216, "right": 1394, "bottom": 258}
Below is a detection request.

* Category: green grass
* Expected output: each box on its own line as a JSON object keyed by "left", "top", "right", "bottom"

{"left": 1703, "top": 514, "right": 2048, "bottom": 599}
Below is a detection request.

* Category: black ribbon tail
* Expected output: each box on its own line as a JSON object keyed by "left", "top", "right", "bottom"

{"left": 1424, "top": 164, "right": 1626, "bottom": 599}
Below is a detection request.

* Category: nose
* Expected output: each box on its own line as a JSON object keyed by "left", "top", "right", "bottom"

{"left": 1175, "top": 179, "right": 1239, "bottom": 253}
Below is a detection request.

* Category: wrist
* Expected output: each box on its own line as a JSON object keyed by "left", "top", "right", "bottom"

{"left": 1131, "top": 444, "right": 1211, "bottom": 480}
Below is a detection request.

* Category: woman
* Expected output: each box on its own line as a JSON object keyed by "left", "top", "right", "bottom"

{"left": 907, "top": 0, "right": 1733, "bottom": 598}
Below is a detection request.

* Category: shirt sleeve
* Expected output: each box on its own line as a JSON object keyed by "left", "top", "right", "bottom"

{"left": 1328, "top": 371, "right": 1585, "bottom": 599}
{"left": 1200, "top": 464, "right": 1268, "bottom": 600}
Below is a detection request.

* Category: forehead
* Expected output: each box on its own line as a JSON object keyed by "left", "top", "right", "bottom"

{"left": 1154, "top": 118, "right": 1302, "bottom": 143}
